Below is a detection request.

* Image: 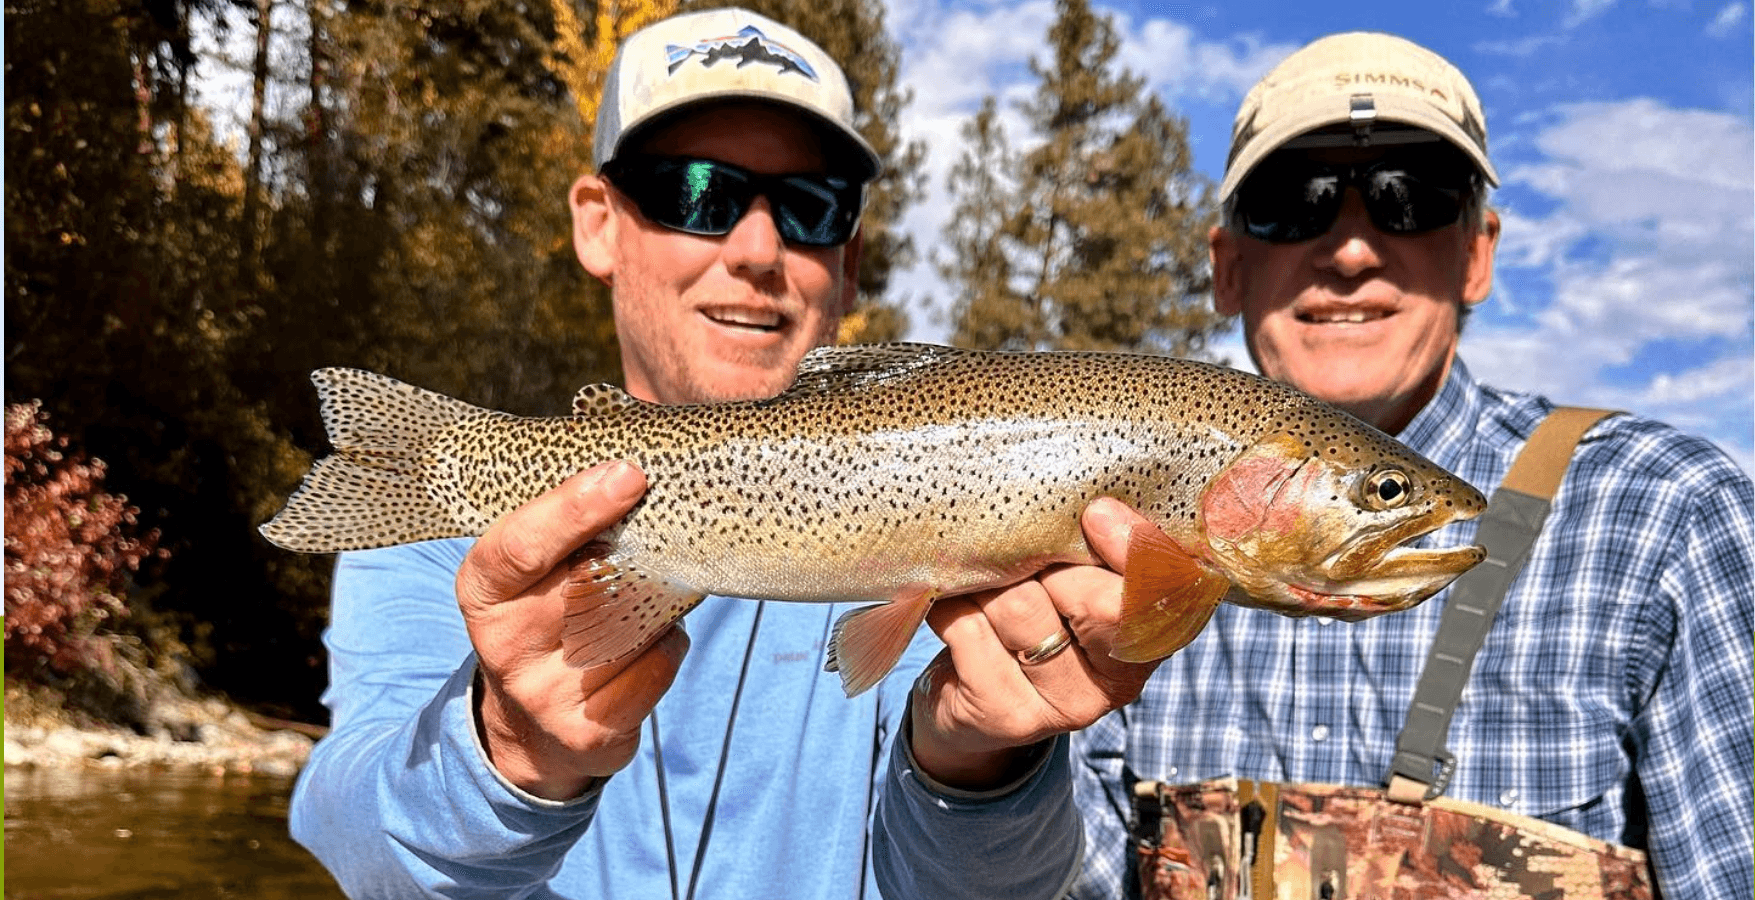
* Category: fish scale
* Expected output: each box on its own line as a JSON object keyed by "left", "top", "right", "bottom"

{"left": 262, "top": 342, "right": 1487, "bottom": 696}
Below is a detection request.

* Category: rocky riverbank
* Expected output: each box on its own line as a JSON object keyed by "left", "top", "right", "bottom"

{"left": 4, "top": 678, "right": 319, "bottom": 777}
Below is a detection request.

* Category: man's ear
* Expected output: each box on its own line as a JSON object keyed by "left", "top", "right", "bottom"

{"left": 571, "top": 173, "right": 617, "bottom": 285}
{"left": 1462, "top": 208, "right": 1501, "bottom": 308}
{"left": 1209, "top": 224, "right": 1244, "bottom": 317}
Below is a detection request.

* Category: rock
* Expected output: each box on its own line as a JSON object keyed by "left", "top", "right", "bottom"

{"left": 6, "top": 676, "right": 318, "bottom": 774}
{"left": 40, "top": 729, "right": 91, "bottom": 762}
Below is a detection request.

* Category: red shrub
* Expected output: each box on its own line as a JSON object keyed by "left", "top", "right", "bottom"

{"left": 5, "top": 401, "right": 163, "bottom": 677}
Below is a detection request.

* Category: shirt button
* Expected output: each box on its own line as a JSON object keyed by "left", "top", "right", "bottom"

{"left": 1315, "top": 616, "right": 1335, "bottom": 626}
{"left": 1166, "top": 767, "right": 1179, "bottom": 779}
{"left": 1498, "top": 788, "right": 1519, "bottom": 807}
{"left": 1311, "top": 725, "right": 1330, "bottom": 742}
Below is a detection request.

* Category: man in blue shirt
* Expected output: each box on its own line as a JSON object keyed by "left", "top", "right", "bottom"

{"left": 289, "top": 8, "right": 1156, "bottom": 897}
{"left": 873, "top": 31, "right": 1753, "bottom": 900}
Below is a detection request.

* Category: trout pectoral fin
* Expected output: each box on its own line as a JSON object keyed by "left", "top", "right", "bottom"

{"left": 825, "top": 585, "right": 937, "bottom": 698}
{"left": 560, "top": 546, "right": 707, "bottom": 668}
{"left": 1112, "top": 522, "right": 1228, "bottom": 663}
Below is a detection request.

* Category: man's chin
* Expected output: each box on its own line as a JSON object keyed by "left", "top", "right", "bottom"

{"left": 684, "top": 360, "right": 800, "bottom": 405}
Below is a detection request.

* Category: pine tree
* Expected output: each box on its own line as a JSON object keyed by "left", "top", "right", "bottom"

{"left": 939, "top": 98, "right": 1030, "bottom": 349}
{"left": 944, "top": 0, "right": 1225, "bottom": 356}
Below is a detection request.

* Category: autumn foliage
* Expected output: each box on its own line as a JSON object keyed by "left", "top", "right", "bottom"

{"left": 4, "top": 402, "right": 163, "bottom": 679}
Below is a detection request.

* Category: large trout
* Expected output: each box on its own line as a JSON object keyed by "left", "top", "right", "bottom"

{"left": 262, "top": 343, "right": 1487, "bottom": 695}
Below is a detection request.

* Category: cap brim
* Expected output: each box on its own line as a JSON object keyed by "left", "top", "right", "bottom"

{"left": 608, "top": 92, "right": 882, "bottom": 180}
{"left": 1220, "top": 101, "right": 1498, "bottom": 201}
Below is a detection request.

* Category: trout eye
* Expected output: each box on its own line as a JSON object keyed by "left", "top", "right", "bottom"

{"left": 1362, "top": 469, "right": 1412, "bottom": 510}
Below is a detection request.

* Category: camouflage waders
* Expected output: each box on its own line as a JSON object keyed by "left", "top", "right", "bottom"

{"left": 1130, "top": 778, "right": 1651, "bottom": 900}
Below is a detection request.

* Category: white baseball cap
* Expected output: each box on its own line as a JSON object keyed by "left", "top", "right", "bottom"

{"left": 1220, "top": 32, "right": 1498, "bottom": 202}
{"left": 593, "top": 7, "right": 881, "bottom": 178}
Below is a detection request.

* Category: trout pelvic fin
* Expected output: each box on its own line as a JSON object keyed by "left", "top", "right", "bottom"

{"left": 824, "top": 585, "right": 937, "bottom": 697}
{"left": 1112, "top": 522, "right": 1227, "bottom": 663}
{"left": 561, "top": 544, "right": 707, "bottom": 668}
{"left": 258, "top": 368, "right": 481, "bottom": 553}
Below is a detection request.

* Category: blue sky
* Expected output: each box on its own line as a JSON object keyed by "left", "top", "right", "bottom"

{"left": 883, "top": 0, "right": 1754, "bottom": 470}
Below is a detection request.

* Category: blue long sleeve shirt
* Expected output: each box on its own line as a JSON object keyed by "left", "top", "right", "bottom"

{"left": 289, "top": 537, "right": 945, "bottom": 899}
{"left": 873, "top": 360, "right": 1755, "bottom": 899}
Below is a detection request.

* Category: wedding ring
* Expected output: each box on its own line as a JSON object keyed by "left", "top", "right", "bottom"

{"left": 1017, "top": 630, "right": 1073, "bottom": 666}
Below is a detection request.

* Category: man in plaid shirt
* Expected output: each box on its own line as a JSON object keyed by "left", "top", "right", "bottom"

{"left": 874, "top": 32, "right": 1752, "bottom": 900}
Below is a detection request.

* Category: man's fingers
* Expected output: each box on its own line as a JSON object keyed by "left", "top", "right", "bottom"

{"left": 460, "top": 460, "right": 647, "bottom": 605}
{"left": 974, "top": 579, "right": 1071, "bottom": 663}
{"left": 1081, "top": 497, "right": 1149, "bottom": 573}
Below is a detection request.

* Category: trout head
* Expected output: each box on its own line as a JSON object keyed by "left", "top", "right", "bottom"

{"left": 1200, "top": 427, "right": 1487, "bottom": 621}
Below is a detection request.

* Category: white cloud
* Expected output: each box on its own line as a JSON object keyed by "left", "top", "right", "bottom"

{"left": 1474, "top": 98, "right": 1753, "bottom": 467}
{"left": 1110, "top": 17, "right": 1294, "bottom": 102}
{"left": 891, "top": 1, "right": 1058, "bottom": 121}
{"left": 1528, "top": 99, "right": 1752, "bottom": 190}
{"left": 1503, "top": 100, "right": 1753, "bottom": 344}
{"left": 1563, "top": 0, "right": 1618, "bottom": 28}
{"left": 1707, "top": 2, "right": 1749, "bottom": 38}
{"left": 1633, "top": 354, "right": 1753, "bottom": 407}
{"left": 1473, "top": 34, "right": 1564, "bottom": 57}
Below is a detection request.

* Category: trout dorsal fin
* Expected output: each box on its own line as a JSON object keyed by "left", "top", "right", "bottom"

{"left": 572, "top": 383, "right": 641, "bottom": 415}
{"left": 784, "top": 342, "right": 967, "bottom": 397}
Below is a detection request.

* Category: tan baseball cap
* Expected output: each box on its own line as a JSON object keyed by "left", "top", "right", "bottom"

{"left": 594, "top": 7, "right": 881, "bottom": 178}
{"left": 1219, "top": 32, "right": 1497, "bottom": 201}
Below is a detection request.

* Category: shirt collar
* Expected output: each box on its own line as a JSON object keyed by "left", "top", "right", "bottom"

{"left": 1397, "top": 357, "right": 1480, "bottom": 473}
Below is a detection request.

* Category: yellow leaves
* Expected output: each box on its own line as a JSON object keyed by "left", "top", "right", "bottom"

{"left": 546, "top": 0, "right": 678, "bottom": 134}
{"left": 836, "top": 308, "right": 870, "bottom": 345}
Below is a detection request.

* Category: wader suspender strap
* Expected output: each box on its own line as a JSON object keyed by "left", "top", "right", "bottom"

{"left": 1385, "top": 407, "right": 1618, "bottom": 804}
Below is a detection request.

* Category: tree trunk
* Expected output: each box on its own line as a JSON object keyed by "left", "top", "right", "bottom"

{"left": 241, "top": 0, "right": 274, "bottom": 287}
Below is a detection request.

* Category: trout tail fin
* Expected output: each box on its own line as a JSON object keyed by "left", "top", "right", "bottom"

{"left": 260, "top": 368, "right": 482, "bottom": 553}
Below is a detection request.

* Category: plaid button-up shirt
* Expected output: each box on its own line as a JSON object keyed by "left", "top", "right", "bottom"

{"left": 1071, "top": 360, "right": 1754, "bottom": 899}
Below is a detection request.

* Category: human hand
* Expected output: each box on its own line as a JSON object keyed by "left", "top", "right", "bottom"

{"left": 908, "top": 499, "right": 1215, "bottom": 790}
{"left": 456, "top": 460, "right": 689, "bottom": 800}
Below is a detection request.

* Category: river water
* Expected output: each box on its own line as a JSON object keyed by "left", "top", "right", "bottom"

{"left": 4, "top": 766, "right": 346, "bottom": 899}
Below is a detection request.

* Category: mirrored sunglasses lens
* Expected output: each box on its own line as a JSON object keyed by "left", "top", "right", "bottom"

{"left": 1241, "top": 172, "right": 1341, "bottom": 243}
{"left": 660, "top": 160, "right": 749, "bottom": 234}
{"left": 1363, "top": 170, "right": 1462, "bottom": 234}
{"left": 772, "top": 175, "right": 857, "bottom": 246}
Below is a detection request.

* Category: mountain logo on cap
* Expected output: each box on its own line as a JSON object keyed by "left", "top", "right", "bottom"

{"left": 665, "top": 25, "right": 820, "bottom": 81}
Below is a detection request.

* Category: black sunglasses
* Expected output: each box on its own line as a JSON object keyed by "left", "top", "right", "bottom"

{"left": 1234, "top": 146, "right": 1477, "bottom": 244}
{"left": 600, "top": 155, "right": 866, "bottom": 248}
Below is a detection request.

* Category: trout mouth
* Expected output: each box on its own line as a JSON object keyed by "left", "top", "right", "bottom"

{"left": 1216, "top": 498, "right": 1487, "bottom": 620}
{"left": 1288, "top": 542, "right": 1486, "bottom": 620}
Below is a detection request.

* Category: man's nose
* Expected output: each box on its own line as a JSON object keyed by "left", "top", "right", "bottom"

{"left": 722, "top": 195, "right": 785, "bottom": 276}
{"left": 1316, "top": 190, "right": 1385, "bottom": 279}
